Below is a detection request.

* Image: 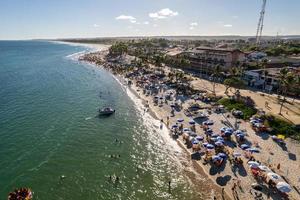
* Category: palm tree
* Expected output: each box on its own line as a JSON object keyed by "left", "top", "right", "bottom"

{"left": 278, "top": 68, "right": 295, "bottom": 115}
{"left": 211, "top": 64, "right": 221, "bottom": 95}
{"left": 262, "top": 59, "right": 268, "bottom": 91}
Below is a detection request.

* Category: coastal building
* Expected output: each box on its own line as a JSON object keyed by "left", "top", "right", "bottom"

{"left": 168, "top": 46, "right": 246, "bottom": 74}
{"left": 243, "top": 67, "right": 299, "bottom": 92}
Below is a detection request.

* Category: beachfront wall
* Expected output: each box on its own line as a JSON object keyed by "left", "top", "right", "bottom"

{"left": 174, "top": 47, "right": 245, "bottom": 74}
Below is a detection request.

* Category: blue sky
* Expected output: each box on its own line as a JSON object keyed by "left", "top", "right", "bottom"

{"left": 0, "top": 0, "right": 299, "bottom": 40}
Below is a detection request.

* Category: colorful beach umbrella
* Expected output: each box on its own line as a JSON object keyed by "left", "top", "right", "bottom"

{"left": 241, "top": 144, "right": 250, "bottom": 150}
{"left": 183, "top": 128, "right": 190, "bottom": 132}
{"left": 172, "top": 124, "right": 178, "bottom": 129}
{"left": 258, "top": 165, "right": 271, "bottom": 172}
{"left": 189, "top": 120, "right": 195, "bottom": 125}
{"left": 202, "top": 142, "right": 208, "bottom": 147}
{"left": 276, "top": 182, "right": 291, "bottom": 193}
{"left": 195, "top": 135, "right": 204, "bottom": 141}
{"left": 236, "top": 133, "right": 245, "bottom": 138}
{"left": 212, "top": 155, "right": 222, "bottom": 161}
{"left": 217, "top": 153, "right": 227, "bottom": 159}
{"left": 177, "top": 118, "right": 184, "bottom": 123}
{"left": 224, "top": 131, "right": 232, "bottom": 137}
{"left": 233, "top": 152, "right": 242, "bottom": 157}
{"left": 206, "top": 144, "right": 214, "bottom": 149}
{"left": 188, "top": 131, "right": 197, "bottom": 137}
{"left": 211, "top": 133, "right": 219, "bottom": 138}
{"left": 216, "top": 136, "right": 223, "bottom": 141}
{"left": 192, "top": 140, "right": 200, "bottom": 145}
{"left": 267, "top": 172, "right": 282, "bottom": 182}
{"left": 226, "top": 128, "right": 234, "bottom": 133}
{"left": 247, "top": 148, "right": 260, "bottom": 153}
{"left": 220, "top": 127, "right": 227, "bottom": 132}
{"left": 215, "top": 141, "right": 224, "bottom": 146}
{"left": 248, "top": 161, "right": 259, "bottom": 168}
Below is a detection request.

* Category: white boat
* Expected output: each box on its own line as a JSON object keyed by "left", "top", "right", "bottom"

{"left": 99, "top": 107, "right": 115, "bottom": 115}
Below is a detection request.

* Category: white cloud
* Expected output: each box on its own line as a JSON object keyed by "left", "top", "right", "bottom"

{"left": 223, "top": 24, "right": 233, "bottom": 27}
{"left": 116, "top": 15, "right": 138, "bottom": 24}
{"left": 190, "top": 22, "right": 198, "bottom": 26}
{"left": 232, "top": 15, "right": 238, "bottom": 19}
{"left": 149, "top": 8, "right": 178, "bottom": 20}
{"left": 143, "top": 21, "right": 149, "bottom": 25}
{"left": 153, "top": 24, "right": 158, "bottom": 27}
{"left": 93, "top": 24, "right": 100, "bottom": 28}
{"left": 115, "top": 15, "right": 136, "bottom": 20}
{"left": 189, "top": 27, "right": 195, "bottom": 30}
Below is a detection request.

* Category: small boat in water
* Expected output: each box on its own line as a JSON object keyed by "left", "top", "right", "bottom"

{"left": 99, "top": 107, "right": 115, "bottom": 115}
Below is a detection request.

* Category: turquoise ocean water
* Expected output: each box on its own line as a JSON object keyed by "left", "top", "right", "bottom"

{"left": 0, "top": 41, "right": 202, "bottom": 200}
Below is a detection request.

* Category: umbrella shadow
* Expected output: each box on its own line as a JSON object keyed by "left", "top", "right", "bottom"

{"left": 256, "top": 132, "right": 270, "bottom": 140}
{"left": 193, "top": 117, "right": 208, "bottom": 125}
{"left": 237, "top": 164, "right": 248, "bottom": 177}
{"left": 209, "top": 160, "right": 227, "bottom": 175}
{"left": 216, "top": 175, "right": 232, "bottom": 186}
{"left": 288, "top": 152, "right": 296, "bottom": 161}
{"left": 224, "top": 140, "right": 237, "bottom": 148}
{"left": 191, "top": 152, "right": 202, "bottom": 160}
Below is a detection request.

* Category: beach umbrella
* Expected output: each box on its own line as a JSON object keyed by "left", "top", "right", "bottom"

{"left": 248, "top": 161, "right": 259, "bottom": 168}
{"left": 241, "top": 144, "right": 250, "bottom": 150}
{"left": 159, "top": 96, "right": 164, "bottom": 99}
{"left": 224, "top": 131, "right": 232, "bottom": 137}
{"left": 188, "top": 131, "right": 197, "bottom": 137}
{"left": 154, "top": 96, "right": 159, "bottom": 99}
{"left": 236, "top": 133, "right": 245, "bottom": 138}
{"left": 258, "top": 165, "right": 271, "bottom": 172}
{"left": 220, "top": 127, "right": 227, "bottom": 132}
{"left": 216, "top": 136, "right": 223, "bottom": 141}
{"left": 267, "top": 172, "right": 282, "bottom": 182}
{"left": 276, "top": 182, "right": 292, "bottom": 193}
{"left": 235, "top": 130, "right": 244, "bottom": 135}
{"left": 170, "top": 104, "right": 175, "bottom": 108}
{"left": 206, "top": 144, "right": 215, "bottom": 149}
{"left": 247, "top": 148, "right": 260, "bottom": 153}
{"left": 183, "top": 128, "right": 190, "bottom": 132}
{"left": 210, "top": 137, "right": 218, "bottom": 142}
{"left": 217, "top": 153, "right": 227, "bottom": 159}
{"left": 215, "top": 141, "right": 224, "bottom": 146}
{"left": 226, "top": 128, "right": 234, "bottom": 133}
{"left": 202, "top": 142, "right": 208, "bottom": 147}
{"left": 172, "top": 124, "right": 178, "bottom": 129}
{"left": 206, "top": 128, "right": 213, "bottom": 133}
{"left": 189, "top": 120, "right": 195, "bottom": 125}
{"left": 233, "top": 152, "right": 242, "bottom": 157}
{"left": 211, "top": 133, "right": 219, "bottom": 138}
{"left": 212, "top": 155, "right": 222, "bottom": 161}
{"left": 192, "top": 140, "right": 200, "bottom": 145}
{"left": 195, "top": 135, "right": 204, "bottom": 141}
{"left": 177, "top": 118, "right": 184, "bottom": 123}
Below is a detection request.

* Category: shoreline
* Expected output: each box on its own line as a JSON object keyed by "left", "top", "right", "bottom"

{"left": 76, "top": 47, "right": 232, "bottom": 199}
{"left": 72, "top": 42, "right": 300, "bottom": 200}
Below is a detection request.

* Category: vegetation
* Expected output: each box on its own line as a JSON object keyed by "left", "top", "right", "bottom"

{"left": 277, "top": 68, "right": 297, "bottom": 115}
{"left": 210, "top": 64, "right": 222, "bottom": 95}
{"left": 223, "top": 77, "right": 245, "bottom": 95}
{"left": 109, "top": 42, "right": 128, "bottom": 56}
{"left": 261, "top": 115, "right": 299, "bottom": 140}
{"left": 265, "top": 44, "right": 300, "bottom": 56}
{"left": 218, "top": 98, "right": 257, "bottom": 119}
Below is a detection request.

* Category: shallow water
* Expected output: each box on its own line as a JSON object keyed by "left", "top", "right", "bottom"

{"left": 0, "top": 41, "right": 202, "bottom": 200}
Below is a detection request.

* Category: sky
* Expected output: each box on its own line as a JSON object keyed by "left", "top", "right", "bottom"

{"left": 0, "top": 0, "right": 299, "bottom": 40}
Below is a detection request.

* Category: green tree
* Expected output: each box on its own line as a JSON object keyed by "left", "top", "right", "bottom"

{"left": 211, "top": 64, "right": 222, "bottom": 96}
{"left": 278, "top": 68, "right": 295, "bottom": 115}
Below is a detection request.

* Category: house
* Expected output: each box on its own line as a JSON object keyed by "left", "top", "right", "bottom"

{"left": 178, "top": 46, "right": 246, "bottom": 74}
{"left": 243, "top": 67, "right": 299, "bottom": 92}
